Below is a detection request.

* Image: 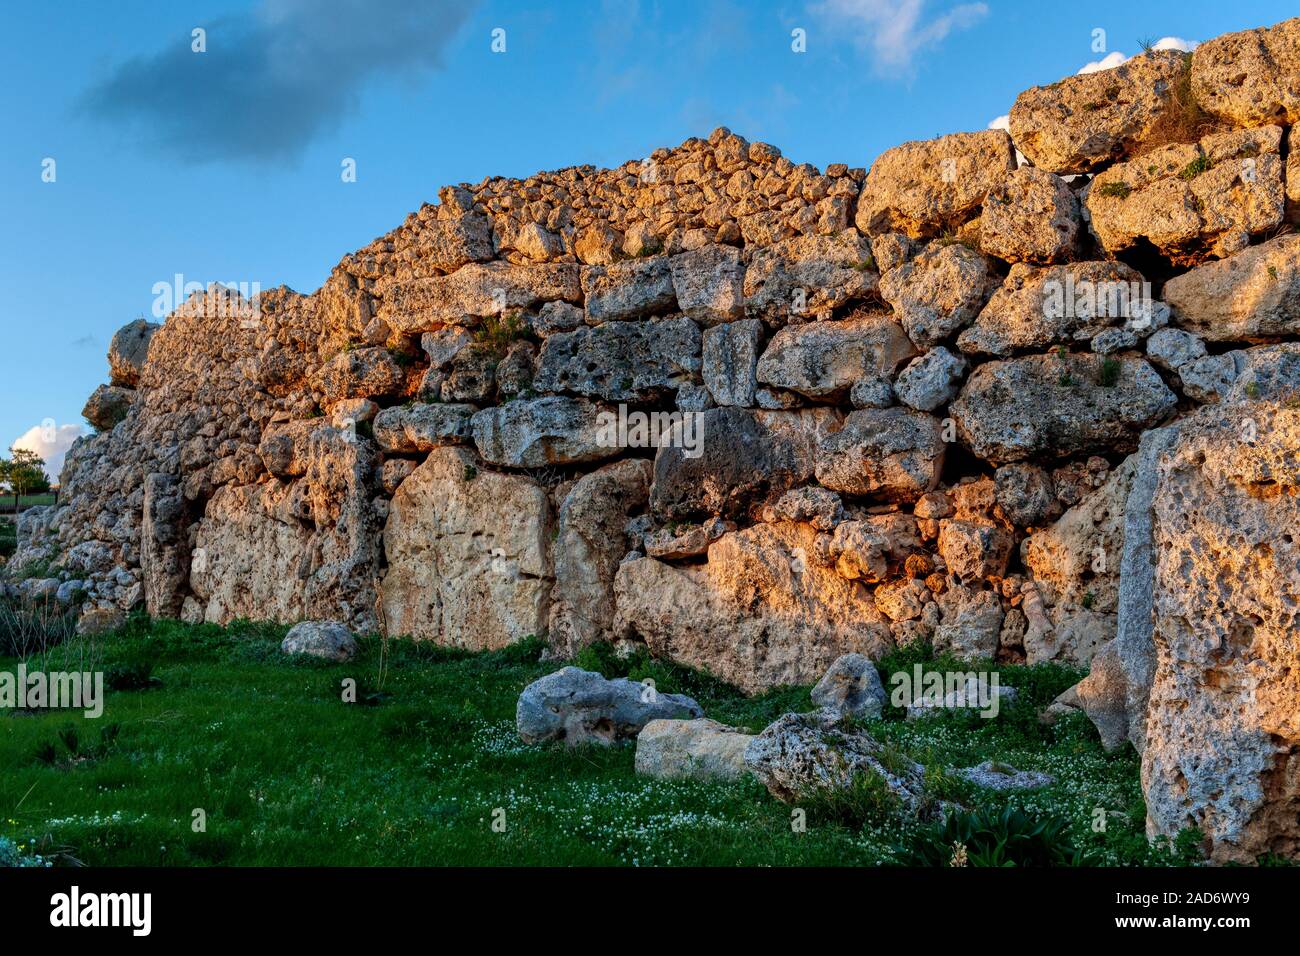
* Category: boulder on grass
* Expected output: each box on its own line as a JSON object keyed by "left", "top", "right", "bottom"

{"left": 516, "top": 666, "right": 703, "bottom": 745}
{"left": 810, "top": 653, "right": 887, "bottom": 719}
{"left": 634, "top": 718, "right": 754, "bottom": 782}
{"left": 743, "top": 712, "right": 930, "bottom": 812}
{"left": 281, "top": 620, "right": 358, "bottom": 662}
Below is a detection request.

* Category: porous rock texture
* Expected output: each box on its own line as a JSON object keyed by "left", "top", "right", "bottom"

{"left": 10, "top": 15, "right": 1300, "bottom": 863}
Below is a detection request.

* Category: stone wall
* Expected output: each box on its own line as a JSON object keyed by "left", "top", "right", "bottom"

{"left": 7, "top": 14, "right": 1300, "bottom": 864}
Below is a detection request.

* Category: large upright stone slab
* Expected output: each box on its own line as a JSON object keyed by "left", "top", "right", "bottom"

{"left": 382, "top": 447, "right": 553, "bottom": 649}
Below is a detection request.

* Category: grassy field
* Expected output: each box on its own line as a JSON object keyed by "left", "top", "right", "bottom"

{"left": 0, "top": 494, "right": 56, "bottom": 511}
{"left": 0, "top": 611, "right": 1206, "bottom": 867}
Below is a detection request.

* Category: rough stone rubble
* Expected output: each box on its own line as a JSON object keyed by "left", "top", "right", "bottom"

{"left": 7, "top": 16, "right": 1300, "bottom": 864}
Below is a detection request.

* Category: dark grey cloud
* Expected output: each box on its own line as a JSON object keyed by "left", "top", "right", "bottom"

{"left": 82, "top": 0, "right": 477, "bottom": 163}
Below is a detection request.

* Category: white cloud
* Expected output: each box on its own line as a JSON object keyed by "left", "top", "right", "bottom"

{"left": 815, "top": 0, "right": 989, "bottom": 73}
{"left": 1076, "top": 51, "right": 1129, "bottom": 75}
{"left": 10, "top": 423, "right": 85, "bottom": 483}
{"left": 988, "top": 114, "right": 1010, "bottom": 131}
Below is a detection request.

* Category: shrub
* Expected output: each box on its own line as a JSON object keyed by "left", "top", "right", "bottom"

{"left": 1177, "top": 154, "right": 1212, "bottom": 181}
{"left": 0, "top": 598, "right": 77, "bottom": 659}
{"left": 473, "top": 313, "right": 530, "bottom": 356}
{"left": 1098, "top": 357, "right": 1122, "bottom": 388}
{"left": 1140, "top": 53, "right": 1216, "bottom": 149}
{"left": 802, "top": 770, "right": 904, "bottom": 830}
{"left": 104, "top": 658, "right": 162, "bottom": 691}
{"left": 897, "top": 805, "right": 1093, "bottom": 866}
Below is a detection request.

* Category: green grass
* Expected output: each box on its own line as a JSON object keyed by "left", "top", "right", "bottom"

{"left": 1095, "top": 181, "right": 1132, "bottom": 200}
{"left": 0, "top": 494, "right": 56, "bottom": 514}
{"left": 0, "top": 518, "right": 15, "bottom": 559}
{"left": 1177, "top": 154, "right": 1212, "bottom": 181}
{"left": 0, "top": 614, "right": 1200, "bottom": 867}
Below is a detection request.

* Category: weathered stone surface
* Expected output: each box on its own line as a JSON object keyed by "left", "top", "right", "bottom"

{"left": 763, "top": 485, "right": 843, "bottom": 531}
{"left": 951, "top": 354, "right": 1176, "bottom": 463}
{"left": 256, "top": 420, "right": 317, "bottom": 477}
{"left": 108, "top": 318, "right": 160, "bottom": 388}
{"left": 548, "top": 459, "right": 652, "bottom": 657}
{"left": 855, "top": 130, "right": 1017, "bottom": 239}
{"left": 1178, "top": 352, "right": 1243, "bottom": 403}
{"left": 869, "top": 232, "right": 918, "bottom": 273}
{"left": 281, "top": 620, "right": 357, "bottom": 662}
{"left": 581, "top": 257, "right": 676, "bottom": 323}
{"left": 1009, "top": 50, "right": 1191, "bottom": 174}
{"left": 528, "top": 300, "right": 584, "bottom": 337}
{"left": 312, "top": 347, "right": 406, "bottom": 402}
{"left": 421, "top": 327, "right": 475, "bottom": 368}
{"left": 994, "top": 463, "right": 1058, "bottom": 527}
{"left": 189, "top": 427, "right": 382, "bottom": 632}
{"left": 440, "top": 343, "right": 497, "bottom": 403}
{"left": 651, "top": 406, "right": 841, "bottom": 519}
{"left": 756, "top": 314, "right": 916, "bottom": 400}
{"left": 979, "top": 166, "right": 1080, "bottom": 263}
{"left": 1162, "top": 234, "right": 1300, "bottom": 341}
{"left": 702, "top": 318, "right": 761, "bottom": 407}
{"left": 373, "top": 403, "right": 475, "bottom": 452}
{"left": 744, "top": 712, "right": 929, "bottom": 809}
{"left": 742, "top": 230, "right": 877, "bottom": 323}
{"left": 471, "top": 396, "right": 618, "bottom": 468}
{"left": 137, "top": 472, "right": 188, "bottom": 618}
{"left": 574, "top": 225, "right": 622, "bottom": 265}
{"left": 1114, "top": 426, "right": 1178, "bottom": 754}
{"left": 517, "top": 667, "right": 702, "bottom": 745}
{"left": 1226, "top": 342, "right": 1300, "bottom": 402}
{"left": 894, "top": 347, "right": 967, "bottom": 412}
{"left": 1021, "top": 452, "right": 1137, "bottom": 666}
{"left": 1142, "top": 403, "right": 1300, "bottom": 863}
{"left": 932, "top": 586, "right": 1004, "bottom": 660}
{"left": 505, "top": 220, "right": 563, "bottom": 262}
{"left": 823, "top": 520, "right": 890, "bottom": 582}
{"left": 810, "top": 653, "right": 886, "bottom": 719}
{"left": 380, "top": 262, "right": 581, "bottom": 333}
{"left": 1086, "top": 126, "right": 1285, "bottom": 265}
{"left": 634, "top": 718, "right": 754, "bottom": 782}
{"left": 1191, "top": 17, "right": 1300, "bottom": 127}
{"left": 1074, "top": 639, "right": 1130, "bottom": 752}
{"left": 670, "top": 244, "right": 744, "bottom": 324}
{"left": 414, "top": 212, "right": 495, "bottom": 271}
{"left": 958, "top": 761, "right": 1054, "bottom": 791}
{"left": 1145, "top": 327, "right": 1207, "bottom": 372}
{"left": 814, "top": 407, "right": 945, "bottom": 502}
{"left": 957, "top": 261, "right": 1153, "bottom": 357}
{"left": 496, "top": 340, "right": 537, "bottom": 399}
{"left": 82, "top": 384, "right": 134, "bottom": 431}
{"left": 937, "top": 520, "right": 1014, "bottom": 583}
{"left": 615, "top": 521, "right": 892, "bottom": 693}
{"left": 533, "top": 317, "right": 701, "bottom": 401}
{"left": 878, "top": 242, "right": 993, "bottom": 348}
{"left": 380, "top": 458, "right": 416, "bottom": 494}
{"left": 849, "top": 376, "right": 895, "bottom": 409}
{"left": 382, "top": 447, "right": 552, "bottom": 648}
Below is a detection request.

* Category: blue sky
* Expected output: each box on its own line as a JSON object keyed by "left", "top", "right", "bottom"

{"left": 1, "top": 0, "right": 1293, "bottom": 479}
